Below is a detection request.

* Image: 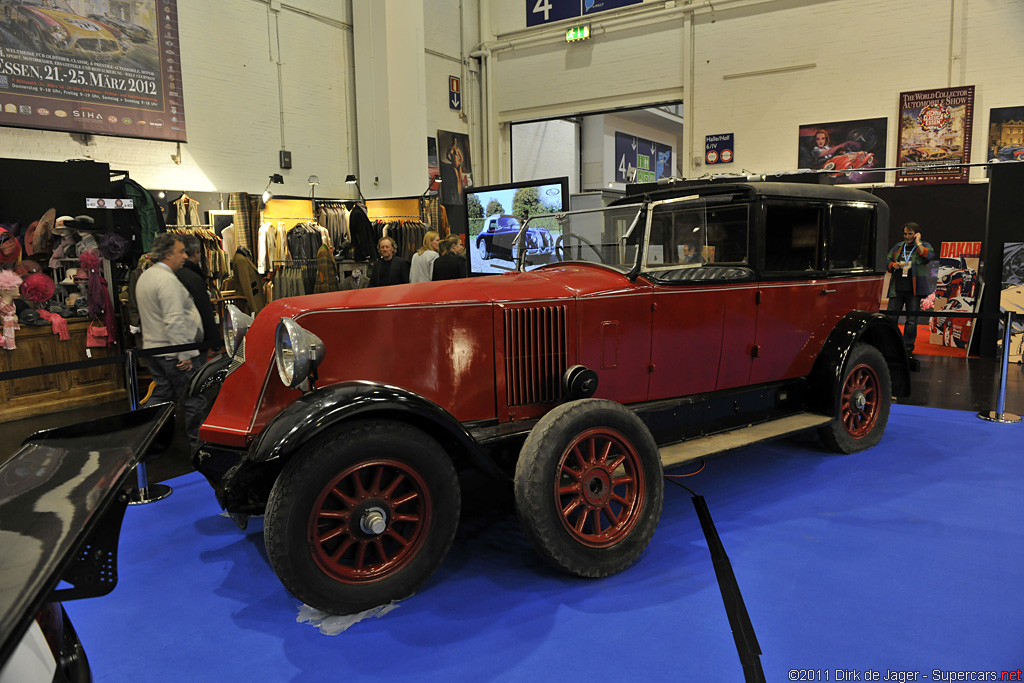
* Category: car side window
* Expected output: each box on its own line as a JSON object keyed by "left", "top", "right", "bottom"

{"left": 763, "top": 203, "right": 824, "bottom": 273}
{"left": 828, "top": 204, "right": 874, "bottom": 271}
{"left": 644, "top": 202, "right": 752, "bottom": 283}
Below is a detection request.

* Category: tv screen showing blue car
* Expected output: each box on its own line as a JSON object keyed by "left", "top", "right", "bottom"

{"left": 466, "top": 177, "right": 568, "bottom": 276}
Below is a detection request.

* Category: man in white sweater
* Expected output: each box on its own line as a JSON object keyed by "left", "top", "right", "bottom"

{"left": 136, "top": 234, "right": 205, "bottom": 449}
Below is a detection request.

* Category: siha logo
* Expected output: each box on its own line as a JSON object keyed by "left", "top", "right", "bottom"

{"left": 74, "top": 108, "right": 104, "bottom": 119}
{"left": 107, "top": 115, "right": 117, "bottom": 123}
{"left": 36, "top": 108, "right": 49, "bottom": 115}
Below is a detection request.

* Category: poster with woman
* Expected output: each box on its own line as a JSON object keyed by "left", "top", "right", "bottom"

{"left": 896, "top": 86, "right": 975, "bottom": 186}
{"left": 797, "top": 118, "right": 887, "bottom": 184}
{"left": 437, "top": 130, "right": 472, "bottom": 206}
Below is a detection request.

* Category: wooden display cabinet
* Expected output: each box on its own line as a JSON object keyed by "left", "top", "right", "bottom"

{"left": 0, "top": 320, "right": 126, "bottom": 424}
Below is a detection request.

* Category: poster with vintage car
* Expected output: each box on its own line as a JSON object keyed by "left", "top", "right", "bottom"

{"left": 797, "top": 117, "right": 886, "bottom": 184}
{"left": 1001, "top": 242, "right": 1024, "bottom": 363}
{"left": 896, "top": 86, "right": 974, "bottom": 186}
{"left": 987, "top": 106, "right": 1024, "bottom": 163}
{"left": 924, "top": 242, "right": 980, "bottom": 353}
{"left": 0, "top": 0, "right": 185, "bottom": 142}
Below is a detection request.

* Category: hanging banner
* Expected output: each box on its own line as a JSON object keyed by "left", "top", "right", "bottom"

{"left": 0, "top": 0, "right": 185, "bottom": 142}
{"left": 896, "top": 85, "right": 974, "bottom": 186}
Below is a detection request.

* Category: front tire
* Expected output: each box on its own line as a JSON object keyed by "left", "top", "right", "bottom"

{"left": 264, "top": 420, "right": 460, "bottom": 614}
{"left": 818, "top": 343, "right": 891, "bottom": 453}
{"left": 514, "top": 399, "right": 663, "bottom": 578}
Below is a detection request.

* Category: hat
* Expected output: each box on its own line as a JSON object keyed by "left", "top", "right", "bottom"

{"left": 0, "top": 269, "right": 22, "bottom": 291}
{"left": 18, "top": 309, "right": 49, "bottom": 326}
{"left": 53, "top": 216, "right": 75, "bottom": 236}
{"left": 59, "top": 268, "right": 79, "bottom": 285}
{"left": 20, "top": 272, "right": 55, "bottom": 303}
{"left": 70, "top": 215, "right": 98, "bottom": 232}
{"left": 0, "top": 226, "right": 22, "bottom": 264}
{"left": 14, "top": 260, "right": 41, "bottom": 277}
{"left": 26, "top": 208, "right": 56, "bottom": 255}
{"left": 98, "top": 233, "right": 127, "bottom": 261}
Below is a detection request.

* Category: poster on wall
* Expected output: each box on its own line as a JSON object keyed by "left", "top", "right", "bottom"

{"left": 427, "top": 136, "right": 440, "bottom": 192}
{"left": 928, "top": 241, "right": 982, "bottom": 352}
{"left": 999, "top": 242, "right": 1024, "bottom": 363}
{"left": 437, "top": 130, "right": 472, "bottom": 207}
{"left": 615, "top": 132, "right": 672, "bottom": 183}
{"left": 0, "top": 0, "right": 185, "bottom": 142}
{"left": 797, "top": 117, "right": 886, "bottom": 184}
{"left": 987, "top": 106, "right": 1024, "bottom": 162}
{"left": 896, "top": 86, "right": 974, "bottom": 186}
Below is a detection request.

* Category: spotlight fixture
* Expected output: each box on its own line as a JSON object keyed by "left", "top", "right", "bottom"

{"left": 345, "top": 174, "right": 365, "bottom": 202}
{"left": 308, "top": 175, "right": 319, "bottom": 199}
{"left": 422, "top": 173, "right": 441, "bottom": 196}
{"left": 262, "top": 173, "right": 285, "bottom": 203}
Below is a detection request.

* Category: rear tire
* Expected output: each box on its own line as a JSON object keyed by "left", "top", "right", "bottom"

{"left": 264, "top": 420, "right": 460, "bottom": 614}
{"left": 818, "top": 343, "right": 891, "bottom": 453}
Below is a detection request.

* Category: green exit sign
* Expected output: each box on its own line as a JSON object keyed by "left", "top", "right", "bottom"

{"left": 565, "top": 24, "right": 591, "bottom": 42}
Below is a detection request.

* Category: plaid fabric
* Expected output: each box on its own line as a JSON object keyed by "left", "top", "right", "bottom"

{"left": 227, "top": 192, "right": 258, "bottom": 255}
{"left": 314, "top": 244, "right": 339, "bottom": 293}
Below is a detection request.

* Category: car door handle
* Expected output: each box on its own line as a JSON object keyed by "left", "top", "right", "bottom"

{"left": 821, "top": 288, "right": 837, "bottom": 295}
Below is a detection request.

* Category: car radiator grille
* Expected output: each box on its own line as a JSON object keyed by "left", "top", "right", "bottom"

{"left": 504, "top": 305, "right": 567, "bottom": 407}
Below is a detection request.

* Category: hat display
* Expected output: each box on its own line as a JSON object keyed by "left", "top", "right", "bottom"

{"left": 0, "top": 269, "right": 22, "bottom": 292}
{"left": 70, "top": 215, "right": 98, "bottom": 232}
{"left": 26, "top": 208, "right": 56, "bottom": 255}
{"left": 14, "top": 260, "right": 41, "bottom": 277}
{"left": 98, "top": 233, "right": 127, "bottom": 261}
{"left": 18, "top": 309, "right": 49, "bottom": 326}
{"left": 53, "top": 215, "right": 75, "bottom": 236}
{"left": 0, "top": 226, "right": 22, "bottom": 264}
{"left": 59, "top": 268, "right": 80, "bottom": 285}
{"left": 20, "top": 272, "right": 55, "bottom": 303}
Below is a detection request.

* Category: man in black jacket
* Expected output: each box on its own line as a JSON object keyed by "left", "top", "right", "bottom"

{"left": 368, "top": 236, "right": 410, "bottom": 287}
{"left": 432, "top": 234, "right": 468, "bottom": 281}
{"left": 176, "top": 235, "right": 222, "bottom": 354}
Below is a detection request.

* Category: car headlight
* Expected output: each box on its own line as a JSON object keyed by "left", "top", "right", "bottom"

{"left": 275, "top": 317, "right": 325, "bottom": 390}
{"left": 50, "top": 26, "right": 69, "bottom": 45}
{"left": 222, "top": 304, "right": 253, "bottom": 356}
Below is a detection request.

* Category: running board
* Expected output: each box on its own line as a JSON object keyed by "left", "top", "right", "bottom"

{"left": 660, "top": 413, "right": 833, "bottom": 470}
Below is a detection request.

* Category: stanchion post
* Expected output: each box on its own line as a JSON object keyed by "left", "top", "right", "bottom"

{"left": 125, "top": 347, "right": 173, "bottom": 504}
{"left": 978, "top": 311, "right": 1022, "bottom": 424}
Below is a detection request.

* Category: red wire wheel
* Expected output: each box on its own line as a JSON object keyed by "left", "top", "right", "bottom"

{"left": 515, "top": 399, "right": 663, "bottom": 578}
{"left": 308, "top": 459, "right": 431, "bottom": 583}
{"left": 840, "top": 362, "right": 880, "bottom": 439}
{"left": 554, "top": 427, "right": 645, "bottom": 548}
{"left": 818, "top": 343, "right": 891, "bottom": 454}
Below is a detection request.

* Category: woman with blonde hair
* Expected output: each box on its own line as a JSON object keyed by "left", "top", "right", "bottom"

{"left": 409, "top": 230, "right": 441, "bottom": 283}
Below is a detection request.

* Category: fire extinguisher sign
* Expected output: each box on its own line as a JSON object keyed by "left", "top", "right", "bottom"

{"left": 705, "top": 133, "right": 734, "bottom": 165}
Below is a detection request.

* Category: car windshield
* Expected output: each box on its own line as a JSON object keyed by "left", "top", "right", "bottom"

{"left": 516, "top": 203, "right": 645, "bottom": 273}
{"left": 495, "top": 216, "right": 520, "bottom": 230}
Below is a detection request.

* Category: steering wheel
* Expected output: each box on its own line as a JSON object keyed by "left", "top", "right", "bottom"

{"left": 555, "top": 233, "right": 605, "bottom": 264}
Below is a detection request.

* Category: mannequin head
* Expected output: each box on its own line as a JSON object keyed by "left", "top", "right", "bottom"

{"left": 0, "top": 270, "right": 22, "bottom": 306}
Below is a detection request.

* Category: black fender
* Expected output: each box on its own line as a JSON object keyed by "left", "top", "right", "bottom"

{"left": 248, "top": 380, "right": 502, "bottom": 479}
{"left": 808, "top": 311, "right": 911, "bottom": 412}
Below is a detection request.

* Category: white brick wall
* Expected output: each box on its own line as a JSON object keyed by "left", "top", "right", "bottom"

{"left": 1, "top": 0, "right": 1021, "bottom": 194}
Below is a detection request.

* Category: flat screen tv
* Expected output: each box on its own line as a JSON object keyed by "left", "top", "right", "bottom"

{"left": 466, "top": 177, "right": 568, "bottom": 276}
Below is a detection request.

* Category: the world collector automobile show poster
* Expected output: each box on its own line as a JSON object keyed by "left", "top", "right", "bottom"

{"left": 896, "top": 85, "right": 974, "bottom": 186}
{"left": 0, "top": 0, "right": 185, "bottom": 142}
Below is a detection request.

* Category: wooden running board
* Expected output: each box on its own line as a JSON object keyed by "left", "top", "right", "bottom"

{"left": 660, "top": 412, "right": 833, "bottom": 470}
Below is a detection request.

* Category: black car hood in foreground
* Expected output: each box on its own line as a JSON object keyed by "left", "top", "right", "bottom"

{"left": 0, "top": 403, "right": 175, "bottom": 667}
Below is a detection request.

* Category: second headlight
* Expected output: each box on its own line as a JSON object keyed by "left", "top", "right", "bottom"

{"left": 274, "top": 317, "right": 325, "bottom": 390}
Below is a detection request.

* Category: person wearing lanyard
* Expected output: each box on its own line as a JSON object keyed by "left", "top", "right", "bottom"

{"left": 886, "top": 221, "right": 937, "bottom": 357}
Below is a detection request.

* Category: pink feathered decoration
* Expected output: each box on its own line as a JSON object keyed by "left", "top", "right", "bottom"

{"left": 0, "top": 269, "right": 22, "bottom": 292}
{"left": 20, "top": 272, "right": 54, "bottom": 303}
{"left": 920, "top": 291, "right": 937, "bottom": 311}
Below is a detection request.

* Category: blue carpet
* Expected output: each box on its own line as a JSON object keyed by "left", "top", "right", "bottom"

{"left": 65, "top": 405, "right": 1024, "bottom": 682}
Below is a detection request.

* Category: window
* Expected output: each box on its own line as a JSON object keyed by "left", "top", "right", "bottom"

{"left": 764, "top": 204, "right": 824, "bottom": 273}
{"left": 828, "top": 204, "right": 873, "bottom": 271}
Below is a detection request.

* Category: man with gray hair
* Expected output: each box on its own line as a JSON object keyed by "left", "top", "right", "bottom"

{"left": 136, "top": 233, "right": 205, "bottom": 449}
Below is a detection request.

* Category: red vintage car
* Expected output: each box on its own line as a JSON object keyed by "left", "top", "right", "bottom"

{"left": 822, "top": 151, "right": 875, "bottom": 180}
{"left": 190, "top": 181, "right": 910, "bottom": 614}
